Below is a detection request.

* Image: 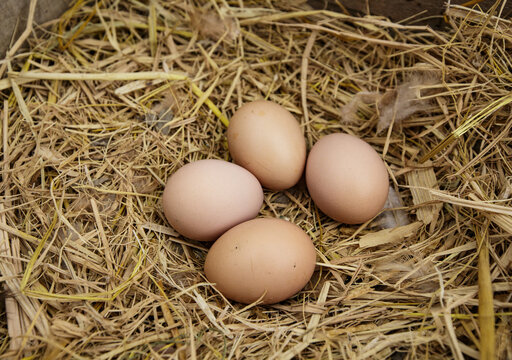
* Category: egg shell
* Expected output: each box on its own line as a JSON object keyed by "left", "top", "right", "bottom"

{"left": 162, "top": 159, "right": 264, "bottom": 242}
{"left": 227, "top": 100, "right": 306, "bottom": 190}
{"left": 204, "top": 218, "right": 316, "bottom": 304}
{"left": 306, "top": 133, "right": 389, "bottom": 224}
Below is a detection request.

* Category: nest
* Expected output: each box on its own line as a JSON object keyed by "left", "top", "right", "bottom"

{"left": 1, "top": 0, "right": 511, "bottom": 358}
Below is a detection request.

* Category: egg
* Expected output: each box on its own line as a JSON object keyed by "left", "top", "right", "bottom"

{"left": 306, "top": 133, "right": 389, "bottom": 224}
{"left": 227, "top": 100, "right": 306, "bottom": 190}
{"left": 204, "top": 218, "right": 316, "bottom": 304}
{"left": 162, "top": 159, "right": 264, "bottom": 241}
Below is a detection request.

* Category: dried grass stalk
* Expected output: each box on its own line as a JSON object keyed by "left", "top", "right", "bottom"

{"left": 406, "top": 162, "right": 442, "bottom": 227}
{"left": 359, "top": 222, "right": 422, "bottom": 248}
{"left": 0, "top": 1, "right": 510, "bottom": 358}
{"left": 477, "top": 223, "right": 495, "bottom": 360}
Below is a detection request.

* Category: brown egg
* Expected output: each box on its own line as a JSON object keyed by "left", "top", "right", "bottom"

{"left": 227, "top": 100, "right": 306, "bottom": 190}
{"left": 204, "top": 218, "right": 316, "bottom": 304}
{"left": 162, "top": 159, "right": 263, "bottom": 242}
{"left": 306, "top": 133, "right": 389, "bottom": 224}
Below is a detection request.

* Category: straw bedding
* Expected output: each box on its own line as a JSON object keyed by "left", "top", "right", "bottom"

{"left": 0, "top": 0, "right": 511, "bottom": 358}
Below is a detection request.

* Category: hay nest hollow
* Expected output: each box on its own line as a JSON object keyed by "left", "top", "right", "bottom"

{"left": 0, "top": 0, "right": 511, "bottom": 358}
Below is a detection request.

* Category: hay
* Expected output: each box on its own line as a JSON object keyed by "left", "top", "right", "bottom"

{"left": 0, "top": 0, "right": 511, "bottom": 358}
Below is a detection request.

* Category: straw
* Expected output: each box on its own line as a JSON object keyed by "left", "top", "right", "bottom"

{"left": 0, "top": 0, "right": 510, "bottom": 358}
{"left": 477, "top": 222, "right": 495, "bottom": 360}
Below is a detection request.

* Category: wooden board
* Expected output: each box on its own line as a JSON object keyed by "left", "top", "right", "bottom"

{"left": 308, "top": 0, "right": 512, "bottom": 28}
{"left": 2, "top": 0, "right": 511, "bottom": 57}
{"left": 0, "top": 0, "right": 71, "bottom": 56}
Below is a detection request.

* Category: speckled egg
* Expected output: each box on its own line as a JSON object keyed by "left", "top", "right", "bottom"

{"left": 204, "top": 218, "right": 316, "bottom": 304}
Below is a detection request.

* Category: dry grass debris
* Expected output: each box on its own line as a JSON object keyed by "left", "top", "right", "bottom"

{"left": 0, "top": 0, "right": 511, "bottom": 358}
